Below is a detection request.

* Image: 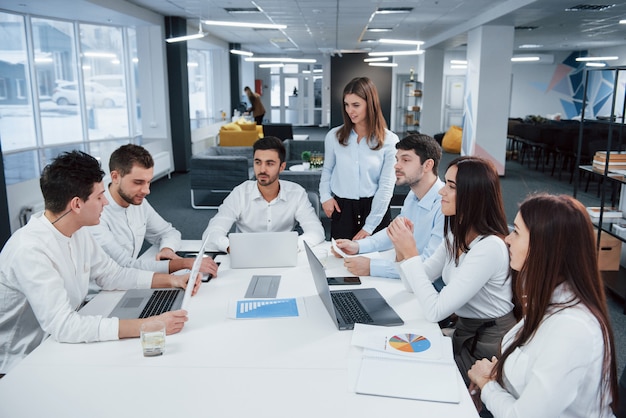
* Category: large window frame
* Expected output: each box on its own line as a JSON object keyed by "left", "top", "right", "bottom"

{"left": 0, "top": 11, "right": 140, "bottom": 185}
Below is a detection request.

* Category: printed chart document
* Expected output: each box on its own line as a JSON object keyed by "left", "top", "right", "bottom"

{"left": 228, "top": 298, "right": 306, "bottom": 319}
{"left": 352, "top": 323, "right": 460, "bottom": 404}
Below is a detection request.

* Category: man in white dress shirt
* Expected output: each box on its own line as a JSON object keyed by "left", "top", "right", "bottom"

{"left": 202, "top": 136, "right": 325, "bottom": 252}
{"left": 90, "top": 144, "right": 218, "bottom": 276}
{"left": 0, "top": 151, "right": 200, "bottom": 375}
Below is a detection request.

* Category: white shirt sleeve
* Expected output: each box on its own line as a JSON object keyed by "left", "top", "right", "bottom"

{"left": 481, "top": 310, "right": 608, "bottom": 418}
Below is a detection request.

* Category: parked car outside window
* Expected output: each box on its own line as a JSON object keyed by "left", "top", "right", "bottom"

{"left": 52, "top": 81, "right": 126, "bottom": 108}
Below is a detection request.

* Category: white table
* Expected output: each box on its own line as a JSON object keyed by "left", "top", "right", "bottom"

{"left": 0, "top": 241, "right": 478, "bottom": 418}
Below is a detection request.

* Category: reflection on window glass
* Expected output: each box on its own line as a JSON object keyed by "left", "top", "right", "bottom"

{"left": 79, "top": 23, "right": 129, "bottom": 140}
{"left": 128, "top": 28, "right": 141, "bottom": 137}
{"left": 32, "top": 17, "right": 83, "bottom": 145}
{"left": 188, "top": 49, "right": 214, "bottom": 129}
{"left": 3, "top": 151, "right": 38, "bottom": 185}
{"left": 0, "top": 12, "right": 36, "bottom": 152}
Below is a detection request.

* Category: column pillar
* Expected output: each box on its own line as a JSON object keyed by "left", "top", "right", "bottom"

{"left": 462, "top": 25, "right": 514, "bottom": 175}
{"left": 420, "top": 48, "right": 445, "bottom": 136}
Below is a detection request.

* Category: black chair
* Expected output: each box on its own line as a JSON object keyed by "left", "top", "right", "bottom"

{"left": 263, "top": 123, "right": 294, "bottom": 141}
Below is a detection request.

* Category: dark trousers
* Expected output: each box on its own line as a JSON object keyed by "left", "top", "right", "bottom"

{"left": 330, "top": 196, "right": 391, "bottom": 239}
{"left": 254, "top": 114, "right": 264, "bottom": 125}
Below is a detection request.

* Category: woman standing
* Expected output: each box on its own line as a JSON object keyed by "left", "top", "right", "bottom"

{"left": 244, "top": 86, "right": 265, "bottom": 125}
{"left": 468, "top": 194, "right": 618, "bottom": 417}
{"left": 319, "top": 77, "right": 398, "bottom": 240}
{"left": 388, "top": 156, "right": 516, "bottom": 385}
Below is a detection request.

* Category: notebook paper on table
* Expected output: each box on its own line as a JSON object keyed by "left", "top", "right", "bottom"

{"left": 352, "top": 324, "right": 460, "bottom": 404}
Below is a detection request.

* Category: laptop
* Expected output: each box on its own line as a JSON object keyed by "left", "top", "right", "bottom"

{"left": 303, "top": 241, "right": 404, "bottom": 330}
{"left": 229, "top": 231, "right": 298, "bottom": 269}
{"left": 109, "top": 236, "right": 209, "bottom": 319}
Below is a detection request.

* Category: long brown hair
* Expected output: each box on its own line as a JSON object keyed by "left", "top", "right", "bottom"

{"left": 444, "top": 156, "right": 509, "bottom": 264}
{"left": 336, "top": 77, "right": 387, "bottom": 150}
{"left": 493, "top": 194, "right": 618, "bottom": 413}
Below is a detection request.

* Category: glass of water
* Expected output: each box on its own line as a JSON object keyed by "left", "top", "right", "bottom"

{"left": 140, "top": 320, "right": 166, "bottom": 357}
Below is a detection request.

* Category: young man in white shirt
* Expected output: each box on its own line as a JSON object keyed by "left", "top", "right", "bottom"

{"left": 0, "top": 151, "right": 201, "bottom": 375}
{"left": 333, "top": 134, "right": 445, "bottom": 279}
{"left": 202, "top": 136, "right": 325, "bottom": 252}
{"left": 90, "top": 144, "right": 218, "bottom": 276}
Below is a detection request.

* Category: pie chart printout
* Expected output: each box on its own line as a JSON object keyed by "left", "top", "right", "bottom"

{"left": 389, "top": 333, "right": 431, "bottom": 353}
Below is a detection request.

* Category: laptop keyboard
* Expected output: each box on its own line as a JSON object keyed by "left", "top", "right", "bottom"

{"left": 331, "top": 291, "right": 373, "bottom": 324}
{"left": 139, "top": 289, "right": 179, "bottom": 318}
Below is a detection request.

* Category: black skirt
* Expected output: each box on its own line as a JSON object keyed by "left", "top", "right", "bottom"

{"left": 330, "top": 196, "right": 391, "bottom": 239}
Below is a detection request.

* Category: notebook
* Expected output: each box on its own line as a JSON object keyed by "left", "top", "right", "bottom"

{"left": 303, "top": 241, "right": 404, "bottom": 330}
{"left": 108, "top": 235, "right": 208, "bottom": 319}
{"left": 229, "top": 231, "right": 298, "bottom": 269}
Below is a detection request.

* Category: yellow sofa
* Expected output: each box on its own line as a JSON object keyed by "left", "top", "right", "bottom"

{"left": 219, "top": 121, "right": 264, "bottom": 146}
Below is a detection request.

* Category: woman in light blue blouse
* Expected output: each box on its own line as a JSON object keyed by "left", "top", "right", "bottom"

{"left": 319, "top": 77, "right": 399, "bottom": 240}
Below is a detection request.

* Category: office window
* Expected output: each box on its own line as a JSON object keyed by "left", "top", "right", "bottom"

{"left": 0, "top": 11, "right": 141, "bottom": 185}
{"left": 79, "top": 23, "right": 129, "bottom": 140}
{"left": 32, "top": 17, "right": 83, "bottom": 145}
{"left": 0, "top": 12, "right": 37, "bottom": 153}
{"left": 188, "top": 48, "right": 215, "bottom": 129}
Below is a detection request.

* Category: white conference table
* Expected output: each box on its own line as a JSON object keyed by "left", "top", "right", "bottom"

{"left": 0, "top": 241, "right": 478, "bottom": 418}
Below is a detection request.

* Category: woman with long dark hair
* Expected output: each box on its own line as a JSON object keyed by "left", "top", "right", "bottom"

{"left": 468, "top": 193, "right": 618, "bottom": 417}
{"left": 319, "top": 76, "right": 398, "bottom": 240}
{"left": 388, "top": 156, "right": 516, "bottom": 384}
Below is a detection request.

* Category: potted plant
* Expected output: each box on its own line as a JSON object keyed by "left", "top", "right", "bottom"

{"left": 301, "top": 150, "right": 311, "bottom": 169}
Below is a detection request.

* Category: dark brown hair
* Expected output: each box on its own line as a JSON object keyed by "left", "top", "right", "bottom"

{"left": 493, "top": 193, "right": 618, "bottom": 413}
{"left": 336, "top": 77, "right": 387, "bottom": 150}
{"left": 109, "top": 144, "right": 154, "bottom": 176}
{"left": 444, "top": 156, "right": 509, "bottom": 264}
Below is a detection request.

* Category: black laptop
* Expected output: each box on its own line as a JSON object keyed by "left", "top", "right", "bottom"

{"left": 303, "top": 241, "right": 404, "bottom": 330}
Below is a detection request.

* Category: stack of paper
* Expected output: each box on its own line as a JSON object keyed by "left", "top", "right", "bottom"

{"left": 352, "top": 323, "right": 460, "bottom": 404}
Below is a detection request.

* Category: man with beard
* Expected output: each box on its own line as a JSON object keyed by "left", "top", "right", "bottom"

{"left": 333, "top": 134, "right": 445, "bottom": 279}
{"left": 202, "top": 136, "right": 325, "bottom": 252}
{"left": 90, "top": 144, "right": 218, "bottom": 277}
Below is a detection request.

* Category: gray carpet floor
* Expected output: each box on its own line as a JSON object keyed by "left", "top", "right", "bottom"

{"left": 146, "top": 126, "right": 625, "bottom": 378}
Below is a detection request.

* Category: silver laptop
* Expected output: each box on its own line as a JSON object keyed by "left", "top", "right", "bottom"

{"left": 109, "top": 236, "right": 208, "bottom": 319}
{"left": 303, "top": 241, "right": 404, "bottom": 330}
{"left": 229, "top": 231, "right": 298, "bottom": 269}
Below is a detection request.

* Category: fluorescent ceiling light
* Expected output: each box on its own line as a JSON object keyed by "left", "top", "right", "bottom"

{"left": 620, "top": 19, "right": 626, "bottom": 24}
{"left": 245, "top": 57, "right": 316, "bottom": 63}
{"left": 450, "top": 60, "right": 467, "bottom": 65}
{"left": 511, "top": 56, "right": 540, "bottom": 62}
{"left": 230, "top": 49, "right": 254, "bottom": 57}
{"left": 368, "top": 49, "right": 424, "bottom": 57}
{"left": 518, "top": 44, "right": 543, "bottom": 49}
{"left": 313, "top": 69, "right": 323, "bottom": 73}
{"left": 369, "top": 62, "right": 397, "bottom": 67}
{"left": 450, "top": 65, "right": 467, "bottom": 69}
{"left": 364, "top": 57, "right": 389, "bottom": 62}
{"left": 575, "top": 56, "right": 618, "bottom": 62}
{"left": 259, "top": 63, "right": 284, "bottom": 68}
{"left": 166, "top": 21, "right": 206, "bottom": 43}
{"left": 379, "top": 39, "right": 424, "bottom": 46}
{"left": 586, "top": 62, "right": 607, "bottom": 67}
{"left": 367, "top": 28, "right": 392, "bottom": 32}
{"left": 203, "top": 20, "right": 286, "bottom": 30}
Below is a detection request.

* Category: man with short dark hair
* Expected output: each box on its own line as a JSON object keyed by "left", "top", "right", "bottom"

{"left": 90, "top": 144, "right": 218, "bottom": 276}
{"left": 0, "top": 151, "right": 200, "bottom": 375}
{"left": 202, "top": 136, "right": 324, "bottom": 252}
{"left": 334, "top": 134, "right": 445, "bottom": 278}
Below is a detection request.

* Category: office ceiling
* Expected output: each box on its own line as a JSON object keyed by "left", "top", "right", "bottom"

{"left": 126, "top": 0, "right": 626, "bottom": 55}
{"left": 3, "top": 0, "right": 626, "bottom": 56}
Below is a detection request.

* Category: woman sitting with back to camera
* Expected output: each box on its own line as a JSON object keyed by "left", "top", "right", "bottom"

{"left": 387, "top": 156, "right": 517, "bottom": 385}
{"left": 468, "top": 193, "right": 618, "bottom": 417}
